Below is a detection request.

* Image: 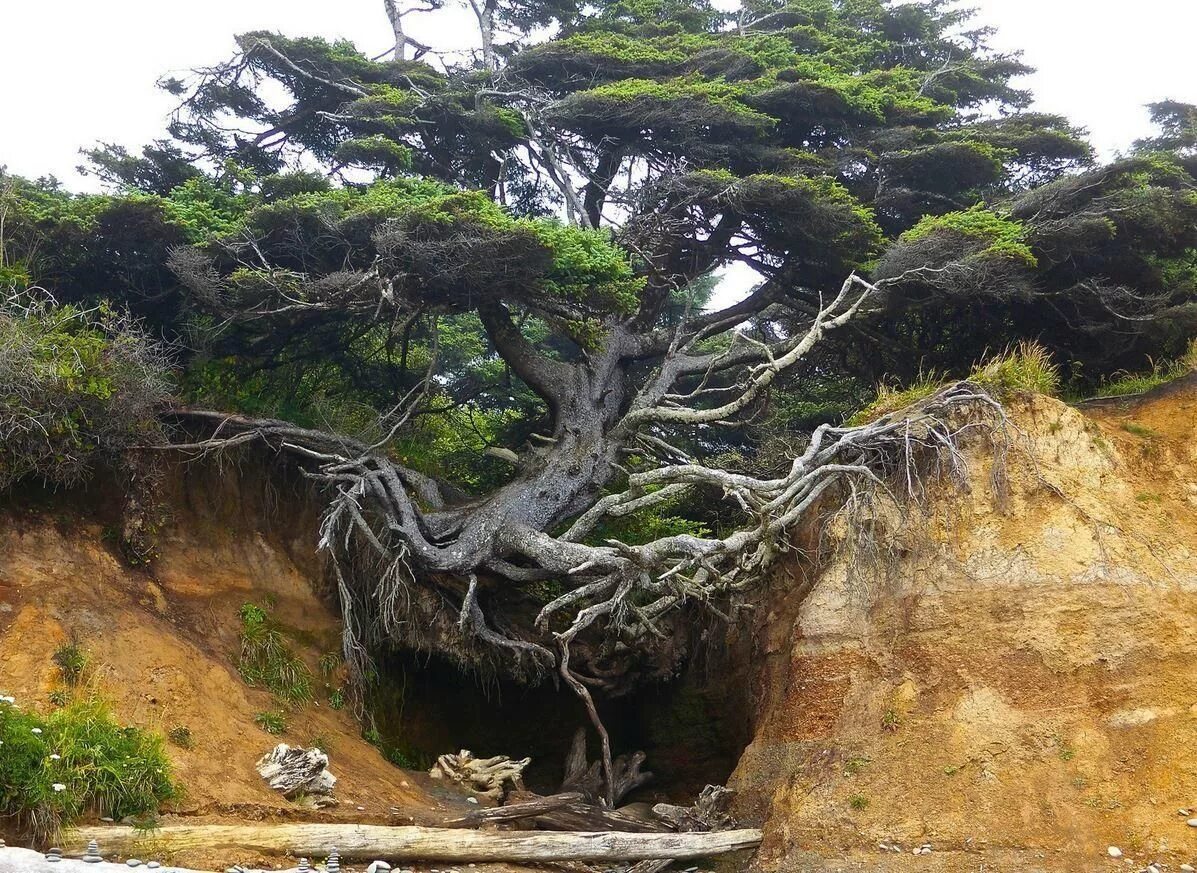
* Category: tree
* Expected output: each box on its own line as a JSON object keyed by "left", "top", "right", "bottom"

{"left": 12, "top": 0, "right": 1197, "bottom": 805}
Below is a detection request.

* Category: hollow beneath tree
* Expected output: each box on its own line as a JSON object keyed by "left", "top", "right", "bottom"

{"left": 369, "top": 645, "right": 754, "bottom": 803}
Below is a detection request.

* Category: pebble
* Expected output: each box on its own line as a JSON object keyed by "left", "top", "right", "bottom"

{"left": 82, "top": 840, "right": 103, "bottom": 863}
{"left": 367, "top": 863, "right": 392, "bottom": 873}
{"left": 1181, "top": 808, "right": 1192, "bottom": 816}
{"left": 1189, "top": 818, "right": 1197, "bottom": 828}
{"left": 1180, "top": 864, "right": 1195, "bottom": 872}
{"left": 126, "top": 861, "right": 143, "bottom": 868}
{"left": 466, "top": 796, "right": 479, "bottom": 804}
{"left": 147, "top": 865, "right": 161, "bottom": 870}
{"left": 46, "top": 848, "right": 63, "bottom": 864}
{"left": 297, "top": 861, "right": 310, "bottom": 873}
{"left": 1108, "top": 847, "right": 1123, "bottom": 858}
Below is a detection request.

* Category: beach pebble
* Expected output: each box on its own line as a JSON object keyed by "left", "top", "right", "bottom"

{"left": 1108, "top": 847, "right": 1123, "bottom": 858}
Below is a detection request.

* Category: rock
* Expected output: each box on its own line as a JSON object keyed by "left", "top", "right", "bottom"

{"left": 327, "top": 847, "right": 341, "bottom": 873}
{"left": 367, "top": 862, "right": 393, "bottom": 873}
{"left": 297, "top": 859, "right": 310, "bottom": 872}
{"left": 147, "top": 865, "right": 160, "bottom": 870}
{"left": 256, "top": 744, "right": 337, "bottom": 800}
{"left": 1180, "top": 808, "right": 1192, "bottom": 816}
{"left": 466, "top": 796, "right": 479, "bottom": 805}
{"left": 46, "top": 848, "right": 63, "bottom": 863}
{"left": 82, "top": 840, "right": 103, "bottom": 863}
{"left": 1108, "top": 847, "right": 1123, "bottom": 858}
{"left": 1179, "top": 864, "right": 1194, "bottom": 872}
{"left": 1189, "top": 818, "right": 1197, "bottom": 828}
{"left": 126, "top": 861, "right": 143, "bottom": 868}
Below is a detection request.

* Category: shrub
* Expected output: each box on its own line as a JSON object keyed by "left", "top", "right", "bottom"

{"left": 237, "top": 602, "right": 313, "bottom": 703}
{"left": 0, "top": 696, "right": 176, "bottom": 842}
{"left": 0, "top": 292, "right": 172, "bottom": 491}
{"left": 52, "top": 643, "right": 88, "bottom": 686}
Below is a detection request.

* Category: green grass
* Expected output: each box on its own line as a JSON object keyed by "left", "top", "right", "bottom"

{"left": 971, "top": 341, "right": 1060, "bottom": 397}
{"left": 1094, "top": 338, "right": 1197, "bottom": 398}
{"left": 237, "top": 603, "right": 313, "bottom": 704}
{"left": 849, "top": 342, "right": 1060, "bottom": 425}
{"left": 848, "top": 371, "right": 945, "bottom": 425}
{"left": 254, "top": 710, "right": 288, "bottom": 735}
{"left": 1120, "top": 422, "right": 1158, "bottom": 439}
{"left": 0, "top": 696, "right": 177, "bottom": 842}
{"left": 52, "top": 643, "right": 88, "bottom": 686}
{"left": 849, "top": 794, "right": 869, "bottom": 810}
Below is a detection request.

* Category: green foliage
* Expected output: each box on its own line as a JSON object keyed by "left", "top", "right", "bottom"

{"left": 848, "top": 372, "right": 945, "bottom": 426}
{"left": 0, "top": 296, "right": 171, "bottom": 492}
{"left": 903, "top": 206, "right": 1038, "bottom": 266}
{"left": 254, "top": 710, "right": 288, "bottom": 735}
{"left": 237, "top": 603, "right": 313, "bottom": 704}
{"left": 0, "top": 696, "right": 177, "bottom": 841}
{"left": 52, "top": 643, "right": 89, "bottom": 686}
{"left": 849, "top": 794, "right": 869, "bottom": 810}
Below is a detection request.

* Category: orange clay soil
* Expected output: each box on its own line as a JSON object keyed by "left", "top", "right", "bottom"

{"left": 728, "top": 374, "right": 1197, "bottom": 872}
{"left": 0, "top": 464, "right": 494, "bottom": 870}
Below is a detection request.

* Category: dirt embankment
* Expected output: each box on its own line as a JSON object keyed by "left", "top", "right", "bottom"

{"left": 0, "top": 459, "right": 471, "bottom": 861}
{"left": 730, "top": 375, "right": 1197, "bottom": 872}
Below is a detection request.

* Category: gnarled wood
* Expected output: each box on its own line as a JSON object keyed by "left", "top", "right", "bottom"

{"left": 67, "top": 824, "right": 762, "bottom": 862}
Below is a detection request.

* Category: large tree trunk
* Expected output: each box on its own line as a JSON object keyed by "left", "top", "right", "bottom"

{"left": 67, "top": 824, "right": 763, "bottom": 862}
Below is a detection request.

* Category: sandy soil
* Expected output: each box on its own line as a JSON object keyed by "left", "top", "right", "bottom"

{"left": 729, "top": 375, "right": 1197, "bottom": 872}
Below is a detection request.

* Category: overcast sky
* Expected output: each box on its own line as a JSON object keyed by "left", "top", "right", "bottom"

{"left": 0, "top": 0, "right": 1194, "bottom": 188}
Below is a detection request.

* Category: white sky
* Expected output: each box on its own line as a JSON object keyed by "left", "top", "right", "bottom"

{"left": 0, "top": 0, "right": 1193, "bottom": 187}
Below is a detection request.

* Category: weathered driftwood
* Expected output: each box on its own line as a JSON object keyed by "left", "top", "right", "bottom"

{"left": 652, "top": 784, "right": 736, "bottom": 832}
{"left": 443, "top": 789, "right": 671, "bottom": 833}
{"left": 429, "top": 749, "right": 529, "bottom": 799}
{"left": 256, "top": 744, "right": 337, "bottom": 802}
{"left": 68, "top": 824, "right": 762, "bottom": 862}
{"left": 442, "top": 791, "right": 586, "bottom": 827}
{"left": 560, "top": 728, "right": 654, "bottom": 806}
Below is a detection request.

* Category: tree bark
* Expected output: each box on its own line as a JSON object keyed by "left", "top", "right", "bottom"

{"left": 67, "top": 824, "right": 762, "bottom": 862}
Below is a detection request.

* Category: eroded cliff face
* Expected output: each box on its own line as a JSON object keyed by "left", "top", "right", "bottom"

{"left": 730, "top": 377, "right": 1197, "bottom": 872}
{"left": 0, "top": 459, "right": 450, "bottom": 857}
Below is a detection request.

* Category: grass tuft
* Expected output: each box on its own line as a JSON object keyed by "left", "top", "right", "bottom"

{"left": 237, "top": 603, "right": 313, "bottom": 704}
{"left": 1095, "top": 338, "right": 1197, "bottom": 398}
{"left": 970, "top": 341, "right": 1060, "bottom": 397}
{"left": 254, "top": 710, "right": 288, "bottom": 735}
{"left": 52, "top": 643, "right": 88, "bottom": 686}
{"left": 850, "top": 341, "right": 1060, "bottom": 425}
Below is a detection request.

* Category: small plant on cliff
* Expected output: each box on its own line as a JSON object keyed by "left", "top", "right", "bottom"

{"left": 52, "top": 643, "right": 88, "bottom": 686}
{"left": 881, "top": 708, "right": 901, "bottom": 732}
{"left": 0, "top": 695, "right": 177, "bottom": 842}
{"left": 254, "top": 710, "right": 288, "bottom": 735}
{"left": 237, "top": 602, "right": 313, "bottom": 703}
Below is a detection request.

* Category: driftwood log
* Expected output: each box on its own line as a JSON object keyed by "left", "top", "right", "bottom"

{"left": 67, "top": 824, "right": 762, "bottom": 862}
{"left": 444, "top": 790, "right": 671, "bottom": 833}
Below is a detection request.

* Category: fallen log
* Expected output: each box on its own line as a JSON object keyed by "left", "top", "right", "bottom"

{"left": 442, "top": 791, "right": 586, "bottom": 827}
{"left": 67, "top": 824, "right": 762, "bottom": 862}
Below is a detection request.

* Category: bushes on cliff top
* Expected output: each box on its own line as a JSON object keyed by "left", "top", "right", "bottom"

{"left": 0, "top": 293, "right": 172, "bottom": 491}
